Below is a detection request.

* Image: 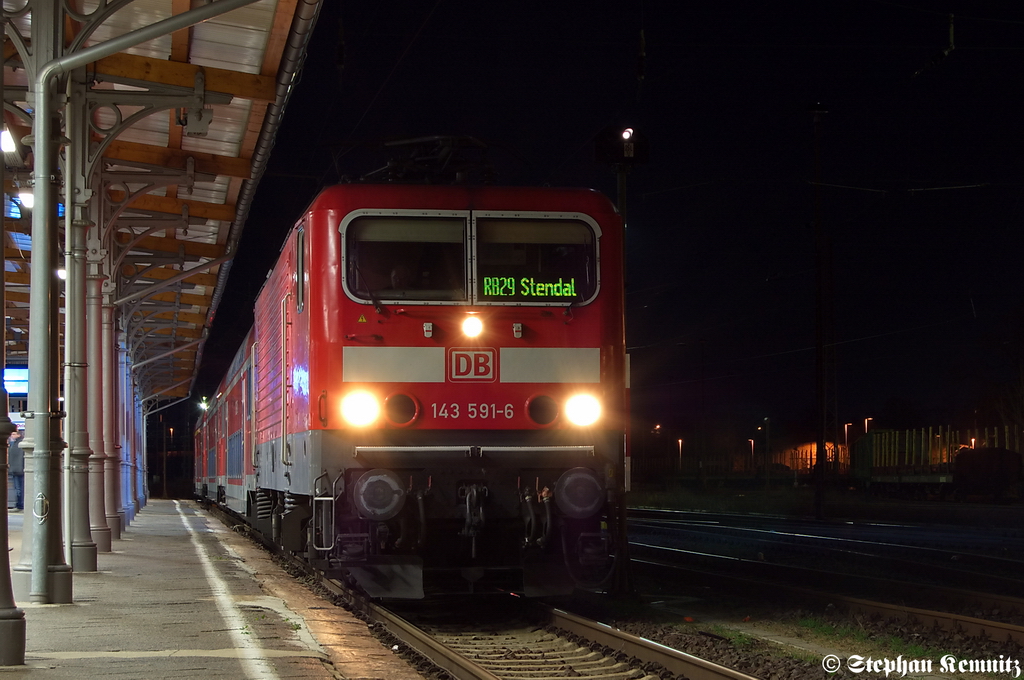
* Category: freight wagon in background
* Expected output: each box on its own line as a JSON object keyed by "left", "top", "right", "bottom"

{"left": 195, "top": 169, "right": 630, "bottom": 598}
{"left": 852, "top": 427, "right": 1024, "bottom": 502}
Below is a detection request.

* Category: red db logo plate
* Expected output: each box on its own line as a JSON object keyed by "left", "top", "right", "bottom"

{"left": 448, "top": 348, "right": 497, "bottom": 382}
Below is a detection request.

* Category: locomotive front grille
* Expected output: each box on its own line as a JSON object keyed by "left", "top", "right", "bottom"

{"left": 350, "top": 444, "right": 601, "bottom": 475}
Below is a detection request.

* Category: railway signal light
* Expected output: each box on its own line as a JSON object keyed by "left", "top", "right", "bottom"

{"left": 594, "top": 125, "right": 649, "bottom": 166}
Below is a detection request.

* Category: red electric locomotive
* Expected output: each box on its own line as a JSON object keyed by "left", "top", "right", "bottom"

{"left": 196, "top": 179, "right": 628, "bottom": 598}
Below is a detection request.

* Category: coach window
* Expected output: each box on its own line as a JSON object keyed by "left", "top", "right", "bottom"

{"left": 296, "top": 228, "right": 305, "bottom": 312}
{"left": 347, "top": 217, "right": 466, "bottom": 302}
{"left": 476, "top": 219, "right": 597, "bottom": 304}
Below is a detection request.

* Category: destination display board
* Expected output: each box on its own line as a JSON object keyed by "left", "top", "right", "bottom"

{"left": 476, "top": 219, "right": 596, "bottom": 303}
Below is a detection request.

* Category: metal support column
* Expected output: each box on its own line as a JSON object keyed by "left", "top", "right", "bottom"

{"left": 86, "top": 259, "right": 112, "bottom": 549}
{"left": 0, "top": 414, "right": 24, "bottom": 660}
{"left": 18, "top": 0, "right": 71, "bottom": 606}
{"left": 141, "top": 395, "right": 149, "bottom": 501}
{"left": 133, "top": 392, "right": 145, "bottom": 511}
{"left": 0, "top": 69, "right": 26, "bottom": 669}
{"left": 63, "top": 69, "right": 98, "bottom": 571}
{"left": 11, "top": 437, "right": 34, "bottom": 599}
{"left": 117, "top": 337, "right": 134, "bottom": 524}
{"left": 65, "top": 205, "right": 98, "bottom": 570}
{"left": 140, "top": 405, "right": 149, "bottom": 505}
{"left": 22, "top": 101, "right": 72, "bottom": 605}
{"left": 101, "top": 303, "right": 123, "bottom": 536}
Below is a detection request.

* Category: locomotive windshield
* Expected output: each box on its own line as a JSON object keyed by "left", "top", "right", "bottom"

{"left": 476, "top": 219, "right": 596, "bottom": 303}
{"left": 347, "top": 217, "right": 467, "bottom": 301}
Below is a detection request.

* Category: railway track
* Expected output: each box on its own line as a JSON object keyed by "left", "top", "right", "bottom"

{"left": 632, "top": 540, "right": 1024, "bottom": 646}
{"left": 629, "top": 508, "right": 1024, "bottom": 617}
{"left": 209, "top": 504, "right": 757, "bottom": 680}
{"left": 319, "top": 576, "right": 760, "bottom": 680}
{"left": 629, "top": 508, "right": 1024, "bottom": 557}
{"left": 630, "top": 521, "right": 1024, "bottom": 595}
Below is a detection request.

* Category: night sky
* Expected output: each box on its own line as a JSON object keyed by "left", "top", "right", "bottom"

{"left": 180, "top": 1, "right": 1024, "bottom": 447}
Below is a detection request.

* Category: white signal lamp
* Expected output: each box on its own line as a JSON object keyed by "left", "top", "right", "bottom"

{"left": 462, "top": 315, "right": 483, "bottom": 338}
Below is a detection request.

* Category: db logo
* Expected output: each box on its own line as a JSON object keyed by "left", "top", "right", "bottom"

{"left": 448, "top": 348, "right": 497, "bottom": 382}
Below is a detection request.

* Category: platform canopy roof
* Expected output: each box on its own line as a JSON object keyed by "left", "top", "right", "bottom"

{"left": 2, "top": 0, "right": 321, "bottom": 412}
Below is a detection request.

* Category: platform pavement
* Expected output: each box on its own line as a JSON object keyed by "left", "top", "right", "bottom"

{"left": 3, "top": 499, "right": 426, "bottom": 680}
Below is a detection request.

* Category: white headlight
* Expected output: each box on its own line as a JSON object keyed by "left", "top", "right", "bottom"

{"left": 462, "top": 316, "right": 483, "bottom": 337}
{"left": 564, "top": 394, "right": 601, "bottom": 427}
{"left": 341, "top": 390, "right": 380, "bottom": 427}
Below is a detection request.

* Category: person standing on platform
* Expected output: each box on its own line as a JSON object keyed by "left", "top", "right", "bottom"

{"left": 8, "top": 427, "right": 23, "bottom": 511}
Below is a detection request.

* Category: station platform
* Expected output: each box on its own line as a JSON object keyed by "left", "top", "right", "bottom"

{"left": 3, "top": 499, "right": 425, "bottom": 680}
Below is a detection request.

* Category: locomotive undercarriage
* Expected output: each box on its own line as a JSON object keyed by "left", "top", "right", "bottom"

{"left": 248, "top": 429, "right": 623, "bottom": 598}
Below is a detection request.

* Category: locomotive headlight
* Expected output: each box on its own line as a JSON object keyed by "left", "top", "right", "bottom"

{"left": 341, "top": 390, "right": 380, "bottom": 427}
{"left": 462, "top": 315, "right": 483, "bottom": 337}
{"left": 564, "top": 394, "right": 601, "bottom": 427}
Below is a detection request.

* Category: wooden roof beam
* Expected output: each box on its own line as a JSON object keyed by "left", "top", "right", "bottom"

{"left": 92, "top": 53, "right": 277, "bottom": 102}
{"left": 114, "top": 231, "right": 225, "bottom": 259}
{"left": 144, "top": 325, "right": 202, "bottom": 339}
{"left": 5, "top": 44, "right": 276, "bottom": 102}
{"left": 107, "top": 192, "right": 236, "bottom": 222}
{"left": 150, "top": 309, "right": 207, "bottom": 325}
{"left": 104, "top": 139, "right": 252, "bottom": 180}
{"left": 5, "top": 291, "right": 29, "bottom": 304}
{"left": 124, "top": 265, "right": 218, "bottom": 288}
{"left": 149, "top": 290, "right": 212, "bottom": 308}
{"left": 169, "top": 0, "right": 192, "bottom": 63}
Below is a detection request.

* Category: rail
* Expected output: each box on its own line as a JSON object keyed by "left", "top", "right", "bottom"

{"left": 631, "top": 542, "right": 1024, "bottom": 647}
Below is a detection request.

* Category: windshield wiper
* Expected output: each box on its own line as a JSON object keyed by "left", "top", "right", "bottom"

{"left": 352, "top": 260, "right": 388, "bottom": 316}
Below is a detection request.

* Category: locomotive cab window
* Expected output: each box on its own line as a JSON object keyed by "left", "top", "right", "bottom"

{"left": 346, "top": 217, "right": 467, "bottom": 302}
{"left": 476, "top": 219, "right": 597, "bottom": 303}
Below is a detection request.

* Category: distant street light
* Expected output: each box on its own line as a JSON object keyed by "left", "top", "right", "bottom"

{"left": 864, "top": 417, "right": 873, "bottom": 433}
{"left": 162, "top": 421, "right": 169, "bottom": 499}
{"left": 762, "top": 417, "right": 770, "bottom": 489}
{"left": 677, "top": 439, "right": 682, "bottom": 471}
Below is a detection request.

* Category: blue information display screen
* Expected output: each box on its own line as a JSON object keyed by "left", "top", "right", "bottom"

{"left": 3, "top": 367, "right": 27, "bottom": 395}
